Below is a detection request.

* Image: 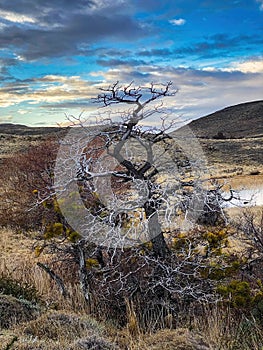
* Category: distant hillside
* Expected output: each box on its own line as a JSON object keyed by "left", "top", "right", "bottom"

{"left": 0, "top": 123, "right": 60, "bottom": 136}
{"left": 181, "top": 100, "right": 263, "bottom": 139}
{"left": 1, "top": 100, "right": 262, "bottom": 139}
{"left": 0, "top": 123, "right": 66, "bottom": 159}
{"left": 1, "top": 101, "right": 262, "bottom": 171}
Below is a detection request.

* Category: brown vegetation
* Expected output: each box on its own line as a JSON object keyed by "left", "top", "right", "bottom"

{"left": 1, "top": 97, "right": 263, "bottom": 349}
{"left": 182, "top": 100, "right": 263, "bottom": 139}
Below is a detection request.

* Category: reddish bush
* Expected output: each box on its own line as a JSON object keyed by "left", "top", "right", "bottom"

{"left": 0, "top": 138, "right": 59, "bottom": 230}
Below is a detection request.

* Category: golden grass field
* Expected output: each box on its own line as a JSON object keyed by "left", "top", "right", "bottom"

{"left": 0, "top": 120, "right": 263, "bottom": 349}
{"left": 1, "top": 226, "right": 263, "bottom": 350}
{"left": 1, "top": 203, "right": 263, "bottom": 349}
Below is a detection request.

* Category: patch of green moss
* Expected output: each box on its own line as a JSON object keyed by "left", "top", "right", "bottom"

{"left": 201, "top": 259, "right": 241, "bottom": 280}
{"left": 203, "top": 228, "right": 228, "bottom": 256}
{"left": 43, "top": 222, "right": 64, "bottom": 239}
{"left": 217, "top": 280, "right": 252, "bottom": 308}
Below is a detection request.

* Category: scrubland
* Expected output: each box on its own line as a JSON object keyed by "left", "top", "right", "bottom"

{"left": 1, "top": 219, "right": 263, "bottom": 350}
{"left": 0, "top": 126, "right": 263, "bottom": 350}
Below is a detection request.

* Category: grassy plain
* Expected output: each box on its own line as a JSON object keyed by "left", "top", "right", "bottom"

{"left": 1, "top": 227, "right": 263, "bottom": 349}
{"left": 0, "top": 115, "right": 263, "bottom": 349}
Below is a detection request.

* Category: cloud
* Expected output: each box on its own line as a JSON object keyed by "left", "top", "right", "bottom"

{"left": 0, "top": 16, "right": 144, "bottom": 61}
{"left": 0, "top": 9, "right": 36, "bottom": 23}
{"left": 0, "top": 57, "right": 18, "bottom": 79}
{"left": 221, "top": 58, "right": 263, "bottom": 73}
{"left": 137, "top": 48, "right": 173, "bottom": 57}
{"left": 169, "top": 18, "right": 186, "bottom": 26}
{"left": 1, "top": 62, "right": 262, "bottom": 126}
{"left": 96, "top": 58, "right": 147, "bottom": 67}
{"left": 135, "top": 34, "right": 263, "bottom": 63}
{"left": 175, "top": 33, "right": 262, "bottom": 57}
{"left": 0, "top": 75, "right": 98, "bottom": 107}
{"left": 0, "top": 1, "right": 145, "bottom": 61}
{"left": 89, "top": 63, "right": 263, "bottom": 122}
{"left": 256, "top": 0, "right": 263, "bottom": 10}
{"left": 0, "top": 0, "right": 95, "bottom": 18}
{"left": 0, "top": 114, "right": 13, "bottom": 122}
{"left": 18, "top": 109, "right": 27, "bottom": 114}
{"left": 39, "top": 101, "right": 96, "bottom": 109}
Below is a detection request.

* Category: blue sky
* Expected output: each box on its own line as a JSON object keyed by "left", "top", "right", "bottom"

{"left": 0, "top": 0, "right": 262, "bottom": 126}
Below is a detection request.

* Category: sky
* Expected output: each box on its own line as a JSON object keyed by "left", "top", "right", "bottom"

{"left": 0, "top": 0, "right": 262, "bottom": 126}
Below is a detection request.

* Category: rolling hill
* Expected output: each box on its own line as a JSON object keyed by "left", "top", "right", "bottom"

{"left": 1, "top": 100, "right": 262, "bottom": 140}
{"left": 0, "top": 101, "right": 262, "bottom": 173}
{"left": 182, "top": 100, "right": 263, "bottom": 139}
{"left": 0, "top": 123, "right": 60, "bottom": 136}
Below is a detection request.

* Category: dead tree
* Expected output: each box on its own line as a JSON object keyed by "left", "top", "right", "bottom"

{"left": 54, "top": 81, "right": 208, "bottom": 258}
{"left": 45, "top": 81, "right": 215, "bottom": 311}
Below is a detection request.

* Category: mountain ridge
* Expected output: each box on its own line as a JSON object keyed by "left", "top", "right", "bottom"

{"left": 182, "top": 100, "right": 263, "bottom": 139}
{"left": 0, "top": 123, "right": 60, "bottom": 136}
{"left": 1, "top": 100, "right": 262, "bottom": 139}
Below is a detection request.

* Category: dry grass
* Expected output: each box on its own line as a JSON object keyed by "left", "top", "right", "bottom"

{"left": 20, "top": 311, "right": 105, "bottom": 342}
{"left": 0, "top": 161, "right": 262, "bottom": 350}
{"left": 0, "top": 124, "right": 62, "bottom": 159}
{"left": 113, "top": 328, "right": 213, "bottom": 350}
{"left": 0, "top": 228, "right": 87, "bottom": 312}
{"left": 227, "top": 205, "right": 263, "bottom": 220}
{"left": 197, "top": 136, "right": 263, "bottom": 179}
{"left": 0, "top": 135, "right": 41, "bottom": 159}
{"left": 1, "top": 117, "right": 263, "bottom": 349}
{"left": 193, "top": 305, "right": 263, "bottom": 350}
{"left": 0, "top": 228, "right": 118, "bottom": 349}
{"left": 0, "top": 310, "right": 117, "bottom": 350}
{"left": 0, "top": 295, "right": 40, "bottom": 329}
{"left": 0, "top": 229, "right": 54, "bottom": 301}
{"left": 226, "top": 174, "right": 263, "bottom": 190}
{"left": 1, "top": 305, "right": 262, "bottom": 350}
{"left": 1, "top": 227, "right": 263, "bottom": 349}
{"left": 110, "top": 305, "right": 263, "bottom": 350}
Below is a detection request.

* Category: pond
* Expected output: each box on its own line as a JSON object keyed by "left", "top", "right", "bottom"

{"left": 225, "top": 185, "right": 263, "bottom": 207}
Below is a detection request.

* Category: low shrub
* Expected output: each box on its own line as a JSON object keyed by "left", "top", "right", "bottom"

{"left": 217, "top": 280, "right": 252, "bottom": 308}
{"left": 22, "top": 311, "right": 104, "bottom": 342}
{"left": 69, "top": 336, "right": 118, "bottom": 350}
{"left": 145, "top": 328, "right": 212, "bottom": 350}
{"left": 0, "top": 294, "right": 40, "bottom": 329}
{"left": 10, "top": 340, "right": 60, "bottom": 350}
{"left": 0, "top": 274, "right": 40, "bottom": 303}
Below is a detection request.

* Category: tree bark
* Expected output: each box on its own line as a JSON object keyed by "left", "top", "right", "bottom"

{"left": 144, "top": 203, "right": 168, "bottom": 258}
